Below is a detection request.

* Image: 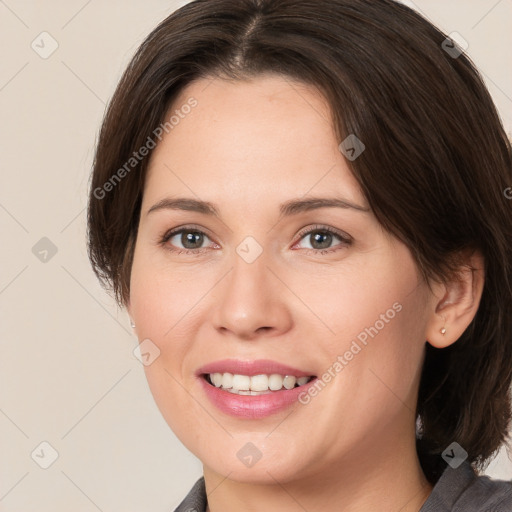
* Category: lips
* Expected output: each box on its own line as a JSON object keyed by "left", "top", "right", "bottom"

{"left": 196, "top": 358, "right": 315, "bottom": 378}
{"left": 196, "top": 359, "right": 318, "bottom": 419}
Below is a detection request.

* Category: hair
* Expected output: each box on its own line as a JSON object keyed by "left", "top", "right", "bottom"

{"left": 87, "top": 0, "right": 512, "bottom": 484}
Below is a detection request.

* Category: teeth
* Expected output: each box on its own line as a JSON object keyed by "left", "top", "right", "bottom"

{"left": 269, "top": 374, "right": 285, "bottom": 390}
{"left": 211, "top": 373, "right": 223, "bottom": 387}
{"left": 283, "top": 375, "right": 297, "bottom": 390}
{"left": 221, "top": 373, "right": 233, "bottom": 389}
{"left": 207, "top": 372, "right": 313, "bottom": 393}
{"left": 251, "top": 374, "right": 269, "bottom": 391}
{"left": 232, "top": 374, "right": 250, "bottom": 391}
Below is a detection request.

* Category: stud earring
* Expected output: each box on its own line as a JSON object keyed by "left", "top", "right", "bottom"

{"left": 439, "top": 313, "right": 447, "bottom": 335}
{"left": 130, "top": 319, "right": 136, "bottom": 328}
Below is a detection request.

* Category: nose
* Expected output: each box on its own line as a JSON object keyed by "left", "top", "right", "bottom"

{"left": 211, "top": 249, "right": 293, "bottom": 340}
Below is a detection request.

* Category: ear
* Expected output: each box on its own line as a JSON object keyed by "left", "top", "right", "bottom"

{"left": 425, "top": 250, "right": 485, "bottom": 349}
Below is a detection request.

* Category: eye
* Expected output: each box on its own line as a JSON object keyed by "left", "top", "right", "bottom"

{"left": 159, "top": 224, "right": 352, "bottom": 256}
{"left": 293, "top": 225, "right": 352, "bottom": 254}
{"left": 159, "top": 225, "right": 217, "bottom": 255}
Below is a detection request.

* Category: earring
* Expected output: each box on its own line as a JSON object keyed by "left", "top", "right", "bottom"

{"left": 130, "top": 319, "right": 136, "bottom": 328}
{"left": 439, "top": 313, "right": 447, "bottom": 335}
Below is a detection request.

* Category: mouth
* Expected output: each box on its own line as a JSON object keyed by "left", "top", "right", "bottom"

{"left": 196, "top": 359, "right": 319, "bottom": 418}
{"left": 201, "top": 372, "right": 316, "bottom": 395}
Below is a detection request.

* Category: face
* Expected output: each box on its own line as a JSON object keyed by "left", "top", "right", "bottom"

{"left": 128, "top": 74, "right": 435, "bottom": 485}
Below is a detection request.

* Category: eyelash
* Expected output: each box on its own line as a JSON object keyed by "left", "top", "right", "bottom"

{"left": 159, "top": 224, "right": 353, "bottom": 256}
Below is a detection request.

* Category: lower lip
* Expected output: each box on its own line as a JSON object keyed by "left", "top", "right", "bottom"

{"left": 198, "top": 375, "right": 318, "bottom": 419}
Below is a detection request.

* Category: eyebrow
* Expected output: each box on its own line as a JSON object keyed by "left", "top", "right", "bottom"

{"left": 146, "top": 196, "right": 371, "bottom": 218}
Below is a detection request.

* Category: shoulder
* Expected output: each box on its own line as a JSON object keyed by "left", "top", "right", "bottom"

{"left": 457, "top": 471, "right": 512, "bottom": 512}
{"left": 173, "top": 476, "right": 207, "bottom": 512}
{"left": 421, "top": 461, "right": 512, "bottom": 512}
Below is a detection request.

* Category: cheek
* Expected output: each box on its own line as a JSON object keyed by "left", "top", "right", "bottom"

{"left": 129, "top": 247, "right": 197, "bottom": 338}
{"left": 309, "top": 253, "right": 428, "bottom": 406}
{"left": 129, "top": 256, "right": 205, "bottom": 438}
{"left": 290, "top": 257, "right": 418, "bottom": 353}
{"left": 335, "top": 283, "right": 428, "bottom": 421}
{"left": 128, "top": 251, "right": 190, "bottom": 387}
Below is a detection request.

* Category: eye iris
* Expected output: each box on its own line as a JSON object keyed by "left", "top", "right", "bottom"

{"left": 311, "top": 231, "right": 332, "bottom": 250}
{"left": 182, "top": 231, "right": 203, "bottom": 249}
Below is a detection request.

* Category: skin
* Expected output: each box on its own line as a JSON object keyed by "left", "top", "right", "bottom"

{"left": 126, "top": 74, "right": 484, "bottom": 512}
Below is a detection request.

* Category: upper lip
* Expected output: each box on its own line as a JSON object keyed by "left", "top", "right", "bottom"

{"left": 196, "top": 359, "right": 316, "bottom": 378}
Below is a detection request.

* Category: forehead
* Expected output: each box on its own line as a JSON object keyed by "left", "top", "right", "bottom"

{"left": 143, "top": 74, "right": 365, "bottom": 209}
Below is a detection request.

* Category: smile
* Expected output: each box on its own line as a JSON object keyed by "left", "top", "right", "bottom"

{"left": 204, "top": 372, "right": 315, "bottom": 395}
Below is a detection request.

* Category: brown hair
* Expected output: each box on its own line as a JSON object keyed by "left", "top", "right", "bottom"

{"left": 87, "top": 0, "right": 512, "bottom": 484}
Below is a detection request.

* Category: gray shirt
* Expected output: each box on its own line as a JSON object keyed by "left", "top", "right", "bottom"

{"left": 173, "top": 461, "right": 512, "bottom": 511}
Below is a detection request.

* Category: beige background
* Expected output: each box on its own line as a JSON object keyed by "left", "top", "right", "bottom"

{"left": 1, "top": 1, "right": 511, "bottom": 510}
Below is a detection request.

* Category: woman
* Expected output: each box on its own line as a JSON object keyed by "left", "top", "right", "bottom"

{"left": 87, "top": 0, "right": 512, "bottom": 510}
